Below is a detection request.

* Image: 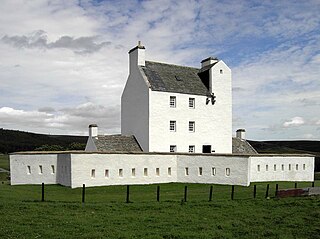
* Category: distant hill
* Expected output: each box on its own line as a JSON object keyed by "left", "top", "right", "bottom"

{"left": 0, "top": 128, "right": 87, "bottom": 153}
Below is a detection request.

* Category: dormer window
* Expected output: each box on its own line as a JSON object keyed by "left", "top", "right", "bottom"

{"left": 170, "top": 96, "right": 176, "bottom": 108}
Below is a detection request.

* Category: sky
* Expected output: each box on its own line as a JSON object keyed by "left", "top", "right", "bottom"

{"left": 0, "top": 0, "right": 319, "bottom": 141}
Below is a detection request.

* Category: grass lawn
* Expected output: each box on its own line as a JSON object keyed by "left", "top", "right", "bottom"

{"left": 0, "top": 181, "right": 319, "bottom": 239}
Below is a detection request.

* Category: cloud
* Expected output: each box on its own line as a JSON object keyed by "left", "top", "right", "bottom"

{"left": 283, "top": 117, "right": 305, "bottom": 127}
{"left": 1, "top": 30, "right": 112, "bottom": 54}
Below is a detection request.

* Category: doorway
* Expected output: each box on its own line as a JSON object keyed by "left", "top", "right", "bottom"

{"left": 202, "top": 145, "right": 211, "bottom": 153}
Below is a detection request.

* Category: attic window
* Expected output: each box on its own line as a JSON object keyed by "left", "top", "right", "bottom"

{"left": 175, "top": 75, "right": 182, "bottom": 81}
{"left": 220, "top": 69, "right": 223, "bottom": 74}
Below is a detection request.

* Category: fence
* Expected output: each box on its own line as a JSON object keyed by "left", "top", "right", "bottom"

{"left": 30, "top": 181, "right": 318, "bottom": 204}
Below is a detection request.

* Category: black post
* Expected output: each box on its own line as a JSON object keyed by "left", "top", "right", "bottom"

{"left": 275, "top": 184, "right": 279, "bottom": 197}
{"left": 126, "top": 185, "right": 130, "bottom": 203}
{"left": 209, "top": 185, "right": 213, "bottom": 201}
{"left": 253, "top": 185, "right": 256, "bottom": 199}
{"left": 265, "top": 184, "right": 269, "bottom": 198}
{"left": 41, "top": 183, "right": 44, "bottom": 202}
{"left": 82, "top": 184, "right": 85, "bottom": 204}
{"left": 231, "top": 185, "right": 234, "bottom": 200}
{"left": 312, "top": 181, "right": 315, "bottom": 187}
{"left": 184, "top": 186, "right": 188, "bottom": 202}
{"left": 294, "top": 182, "right": 297, "bottom": 188}
{"left": 157, "top": 185, "right": 160, "bottom": 202}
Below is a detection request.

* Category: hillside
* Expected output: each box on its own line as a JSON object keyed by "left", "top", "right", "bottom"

{"left": 0, "top": 128, "right": 87, "bottom": 153}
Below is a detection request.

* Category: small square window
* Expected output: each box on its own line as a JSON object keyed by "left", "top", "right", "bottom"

{"left": 199, "top": 167, "right": 203, "bottom": 176}
{"left": 212, "top": 167, "right": 216, "bottom": 176}
{"left": 266, "top": 165, "right": 269, "bottom": 171}
{"left": 188, "top": 145, "right": 195, "bottom": 153}
{"left": 51, "top": 165, "right": 55, "bottom": 174}
{"left": 257, "top": 165, "right": 260, "bottom": 172}
{"left": 131, "top": 168, "right": 136, "bottom": 177}
{"left": 185, "top": 167, "right": 189, "bottom": 176}
{"left": 220, "top": 69, "right": 223, "bottom": 74}
{"left": 226, "top": 168, "right": 230, "bottom": 176}
{"left": 170, "top": 145, "right": 177, "bottom": 152}
{"left": 39, "top": 165, "right": 43, "bottom": 174}
{"left": 156, "top": 168, "right": 160, "bottom": 176}
{"left": 170, "top": 121, "right": 176, "bottom": 132}
{"left": 105, "top": 169, "right": 109, "bottom": 178}
{"left": 296, "top": 164, "right": 299, "bottom": 170}
{"left": 119, "top": 169, "right": 123, "bottom": 177}
{"left": 144, "top": 168, "right": 148, "bottom": 176}
{"left": 189, "top": 121, "right": 195, "bottom": 132}
{"left": 168, "top": 167, "right": 172, "bottom": 176}
{"left": 170, "top": 96, "right": 176, "bottom": 108}
{"left": 303, "top": 164, "right": 306, "bottom": 170}
{"left": 91, "top": 169, "right": 95, "bottom": 178}
{"left": 189, "top": 98, "right": 195, "bottom": 108}
{"left": 274, "top": 164, "right": 277, "bottom": 171}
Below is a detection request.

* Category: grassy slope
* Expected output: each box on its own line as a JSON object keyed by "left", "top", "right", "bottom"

{"left": 0, "top": 182, "right": 319, "bottom": 239}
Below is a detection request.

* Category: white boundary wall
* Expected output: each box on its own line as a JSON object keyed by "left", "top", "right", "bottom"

{"left": 10, "top": 152, "right": 314, "bottom": 188}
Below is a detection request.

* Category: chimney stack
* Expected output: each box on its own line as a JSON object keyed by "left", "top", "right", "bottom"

{"left": 89, "top": 124, "right": 98, "bottom": 138}
{"left": 236, "top": 129, "right": 246, "bottom": 140}
{"left": 128, "top": 41, "right": 145, "bottom": 73}
{"left": 201, "top": 56, "right": 218, "bottom": 68}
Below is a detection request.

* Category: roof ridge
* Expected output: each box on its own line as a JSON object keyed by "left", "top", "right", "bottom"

{"left": 146, "top": 60, "right": 199, "bottom": 70}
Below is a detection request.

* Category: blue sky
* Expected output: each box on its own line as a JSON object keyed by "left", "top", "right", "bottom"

{"left": 0, "top": 0, "right": 319, "bottom": 140}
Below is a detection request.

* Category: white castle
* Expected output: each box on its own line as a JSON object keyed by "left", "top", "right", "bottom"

{"left": 10, "top": 43, "right": 314, "bottom": 188}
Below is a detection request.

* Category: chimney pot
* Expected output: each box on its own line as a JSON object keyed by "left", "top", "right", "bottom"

{"left": 236, "top": 129, "right": 246, "bottom": 140}
{"left": 89, "top": 124, "right": 98, "bottom": 137}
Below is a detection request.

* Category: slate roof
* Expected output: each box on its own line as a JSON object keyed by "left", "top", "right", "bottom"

{"left": 141, "top": 61, "right": 210, "bottom": 96}
{"left": 232, "top": 137, "right": 258, "bottom": 154}
{"left": 92, "top": 135, "right": 142, "bottom": 152}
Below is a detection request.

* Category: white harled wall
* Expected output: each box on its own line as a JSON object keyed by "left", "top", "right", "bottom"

{"left": 10, "top": 153, "right": 314, "bottom": 188}
{"left": 249, "top": 156, "right": 314, "bottom": 182}
{"left": 149, "top": 89, "right": 232, "bottom": 153}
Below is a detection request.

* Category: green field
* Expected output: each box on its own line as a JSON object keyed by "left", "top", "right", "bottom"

{"left": 1, "top": 155, "right": 320, "bottom": 238}
{"left": 0, "top": 180, "right": 319, "bottom": 239}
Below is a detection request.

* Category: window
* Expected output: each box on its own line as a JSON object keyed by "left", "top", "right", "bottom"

{"left": 289, "top": 164, "right": 291, "bottom": 171}
{"left": 156, "top": 168, "right": 160, "bottom": 176}
{"left": 170, "top": 96, "right": 176, "bottom": 108}
{"left": 189, "top": 121, "right": 195, "bottom": 132}
{"left": 282, "top": 164, "right": 284, "bottom": 171}
{"left": 202, "top": 145, "right": 211, "bottom": 153}
{"left": 39, "top": 165, "right": 43, "bottom": 174}
{"left": 168, "top": 167, "right": 172, "bottom": 176}
{"left": 119, "top": 169, "right": 123, "bottom": 177}
{"left": 226, "top": 168, "right": 230, "bottom": 176}
{"left": 91, "top": 169, "right": 95, "bottom": 178}
{"left": 51, "top": 165, "right": 55, "bottom": 174}
{"left": 170, "top": 145, "right": 177, "bottom": 152}
{"left": 199, "top": 167, "right": 203, "bottom": 176}
{"left": 257, "top": 165, "right": 260, "bottom": 172}
{"left": 266, "top": 165, "right": 269, "bottom": 171}
{"left": 185, "top": 167, "right": 189, "bottom": 176}
{"left": 27, "top": 165, "right": 31, "bottom": 174}
{"left": 303, "top": 164, "right": 306, "bottom": 170}
{"left": 131, "top": 168, "right": 136, "bottom": 177}
{"left": 144, "top": 168, "right": 148, "bottom": 176}
{"left": 274, "top": 164, "right": 277, "bottom": 171}
{"left": 188, "top": 145, "right": 195, "bottom": 153}
{"left": 212, "top": 167, "right": 216, "bottom": 176}
{"left": 296, "top": 164, "right": 299, "bottom": 170}
{"left": 170, "top": 121, "right": 176, "bottom": 132}
{"left": 105, "top": 169, "right": 109, "bottom": 178}
{"left": 220, "top": 69, "right": 223, "bottom": 74}
{"left": 189, "top": 98, "right": 195, "bottom": 108}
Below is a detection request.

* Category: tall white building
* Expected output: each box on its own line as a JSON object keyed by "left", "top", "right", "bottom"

{"left": 121, "top": 43, "right": 232, "bottom": 153}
